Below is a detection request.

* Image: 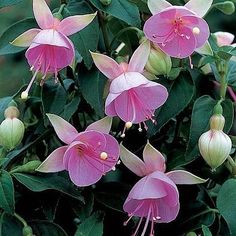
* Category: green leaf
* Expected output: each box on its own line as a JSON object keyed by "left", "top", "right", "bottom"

{"left": 89, "top": 0, "right": 141, "bottom": 27}
{"left": 75, "top": 211, "right": 104, "bottom": 236}
{"left": 0, "top": 0, "right": 22, "bottom": 8}
{"left": 202, "top": 225, "right": 212, "bottom": 236}
{"left": 12, "top": 173, "right": 84, "bottom": 202}
{"left": 0, "top": 213, "right": 22, "bottom": 236}
{"left": 148, "top": 73, "right": 195, "bottom": 136}
{"left": 0, "top": 171, "right": 15, "bottom": 214}
{"left": 0, "top": 97, "right": 12, "bottom": 122}
{"left": 217, "top": 179, "right": 236, "bottom": 236}
{"left": 30, "top": 221, "right": 68, "bottom": 236}
{"left": 64, "top": 1, "right": 99, "bottom": 69}
{"left": 80, "top": 70, "right": 106, "bottom": 117}
{"left": 185, "top": 96, "right": 233, "bottom": 161}
{"left": 0, "top": 18, "right": 37, "bottom": 55}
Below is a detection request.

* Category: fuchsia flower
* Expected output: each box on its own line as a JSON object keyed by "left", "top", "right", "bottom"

{"left": 37, "top": 114, "right": 119, "bottom": 187}
{"left": 12, "top": 0, "right": 96, "bottom": 98}
{"left": 120, "top": 142, "right": 206, "bottom": 236}
{"left": 213, "top": 31, "right": 236, "bottom": 47}
{"left": 91, "top": 40, "right": 168, "bottom": 135}
{"left": 144, "top": 0, "right": 212, "bottom": 58}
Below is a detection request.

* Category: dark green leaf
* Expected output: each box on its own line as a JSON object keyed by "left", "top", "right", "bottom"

{"left": 80, "top": 70, "right": 106, "bottom": 117}
{"left": 0, "top": 18, "right": 37, "bottom": 55}
{"left": 0, "top": 97, "right": 12, "bottom": 122}
{"left": 0, "top": 171, "right": 15, "bottom": 214}
{"left": 75, "top": 211, "right": 104, "bottom": 236}
{"left": 217, "top": 179, "right": 236, "bottom": 236}
{"left": 0, "top": 0, "right": 22, "bottom": 8}
{"left": 185, "top": 96, "right": 233, "bottom": 161}
{"left": 89, "top": 0, "right": 141, "bottom": 27}
{"left": 30, "top": 220, "right": 68, "bottom": 236}
{"left": 12, "top": 173, "right": 84, "bottom": 202}
{"left": 0, "top": 213, "right": 22, "bottom": 236}
{"left": 148, "top": 73, "right": 195, "bottom": 136}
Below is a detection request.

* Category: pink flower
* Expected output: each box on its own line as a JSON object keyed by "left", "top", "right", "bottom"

{"left": 91, "top": 40, "right": 168, "bottom": 134}
{"left": 37, "top": 114, "right": 119, "bottom": 187}
{"left": 120, "top": 142, "right": 206, "bottom": 236}
{"left": 144, "top": 0, "right": 212, "bottom": 58}
{"left": 12, "top": 0, "right": 96, "bottom": 98}
{"left": 213, "top": 31, "right": 236, "bottom": 47}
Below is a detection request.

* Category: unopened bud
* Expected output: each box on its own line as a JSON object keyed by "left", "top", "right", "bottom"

{"left": 214, "top": 1, "right": 235, "bottom": 15}
{"left": 145, "top": 44, "right": 172, "bottom": 76}
{"left": 100, "top": 0, "right": 112, "bottom": 6}
{"left": 210, "top": 114, "right": 225, "bottom": 130}
{"left": 22, "top": 225, "right": 33, "bottom": 236}
{"left": 4, "top": 106, "right": 20, "bottom": 119}
{"left": 0, "top": 118, "right": 25, "bottom": 151}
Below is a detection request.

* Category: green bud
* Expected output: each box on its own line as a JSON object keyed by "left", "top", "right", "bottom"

{"left": 0, "top": 118, "right": 25, "bottom": 151}
{"left": 198, "top": 114, "right": 232, "bottom": 170}
{"left": 22, "top": 225, "right": 33, "bottom": 236}
{"left": 10, "top": 160, "right": 42, "bottom": 174}
{"left": 99, "top": 0, "right": 112, "bottom": 6}
{"left": 214, "top": 1, "right": 235, "bottom": 15}
{"left": 145, "top": 44, "right": 172, "bottom": 76}
{"left": 186, "top": 232, "right": 197, "bottom": 236}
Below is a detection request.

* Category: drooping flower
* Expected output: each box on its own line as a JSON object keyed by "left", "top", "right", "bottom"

{"left": 91, "top": 40, "right": 168, "bottom": 136}
{"left": 144, "top": 0, "right": 212, "bottom": 58}
{"left": 12, "top": 0, "right": 96, "bottom": 98}
{"left": 37, "top": 114, "right": 119, "bottom": 187}
{"left": 120, "top": 142, "right": 206, "bottom": 236}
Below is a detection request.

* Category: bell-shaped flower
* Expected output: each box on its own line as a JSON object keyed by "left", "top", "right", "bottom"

{"left": 144, "top": 0, "right": 212, "bottom": 58}
{"left": 91, "top": 40, "right": 168, "bottom": 135}
{"left": 37, "top": 114, "right": 119, "bottom": 187}
{"left": 12, "top": 0, "right": 96, "bottom": 98}
{"left": 120, "top": 142, "right": 206, "bottom": 236}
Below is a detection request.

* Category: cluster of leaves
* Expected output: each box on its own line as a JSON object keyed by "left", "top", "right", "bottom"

{"left": 0, "top": 0, "right": 236, "bottom": 235}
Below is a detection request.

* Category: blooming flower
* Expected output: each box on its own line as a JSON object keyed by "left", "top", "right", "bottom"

{"left": 37, "top": 114, "right": 119, "bottom": 187}
{"left": 120, "top": 142, "right": 206, "bottom": 236}
{"left": 144, "top": 0, "right": 212, "bottom": 58}
{"left": 91, "top": 40, "right": 168, "bottom": 135}
{"left": 12, "top": 0, "right": 96, "bottom": 98}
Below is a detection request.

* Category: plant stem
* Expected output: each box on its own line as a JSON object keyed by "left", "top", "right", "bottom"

{"left": 216, "top": 61, "right": 228, "bottom": 100}
{"left": 98, "top": 11, "right": 111, "bottom": 54}
{"left": 14, "top": 213, "right": 27, "bottom": 227}
{"left": 58, "top": 3, "right": 66, "bottom": 15}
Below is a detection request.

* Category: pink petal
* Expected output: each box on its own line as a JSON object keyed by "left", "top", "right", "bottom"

{"left": 86, "top": 116, "right": 112, "bottom": 134}
{"left": 47, "top": 114, "right": 78, "bottom": 144}
{"left": 33, "top": 0, "right": 54, "bottom": 29}
{"left": 36, "top": 146, "right": 67, "bottom": 172}
{"left": 185, "top": 0, "right": 213, "bottom": 17}
{"left": 11, "top": 29, "right": 40, "bottom": 47}
{"left": 127, "top": 40, "right": 150, "bottom": 73}
{"left": 183, "top": 15, "right": 210, "bottom": 48}
{"left": 105, "top": 93, "right": 120, "bottom": 117}
{"left": 166, "top": 170, "right": 207, "bottom": 185}
{"left": 57, "top": 13, "right": 97, "bottom": 36}
{"left": 158, "top": 27, "right": 196, "bottom": 58}
{"left": 143, "top": 142, "right": 166, "bottom": 173}
{"left": 214, "top": 31, "right": 235, "bottom": 46}
{"left": 109, "top": 72, "right": 149, "bottom": 94}
{"left": 120, "top": 144, "right": 147, "bottom": 177}
{"left": 91, "top": 52, "right": 123, "bottom": 80}
{"left": 147, "top": 0, "right": 172, "bottom": 15}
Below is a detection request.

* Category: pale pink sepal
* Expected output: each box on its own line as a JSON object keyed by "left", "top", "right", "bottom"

{"left": 86, "top": 116, "right": 112, "bottom": 134}
{"left": 91, "top": 52, "right": 123, "bottom": 80}
{"left": 33, "top": 0, "right": 54, "bottom": 29}
{"left": 36, "top": 146, "right": 67, "bottom": 172}
{"left": 185, "top": 0, "right": 213, "bottom": 17}
{"left": 120, "top": 143, "right": 147, "bottom": 177}
{"left": 143, "top": 142, "right": 166, "bottom": 173}
{"left": 46, "top": 114, "right": 78, "bottom": 144}
{"left": 148, "top": 0, "right": 172, "bottom": 15}
{"left": 10, "top": 28, "right": 40, "bottom": 47}
{"left": 58, "top": 13, "right": 97, "bottom": 36}
{"left": 214, "top": 32, "right": 235, "bottom": 46}
{"left": 195, "top": 40, "right": 213, "bottom": 56}
{"left": 128, "top": 40, "right": 150, "bottom": 73}
{"left": 166, "top": 170, "right": 207, "bottom": 185}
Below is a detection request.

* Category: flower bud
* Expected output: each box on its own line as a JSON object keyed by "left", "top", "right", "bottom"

{"left": 22, "top": 225, "right": 34, "bottom": 236}
{"left": 214, "top": 1, "right": 235, "bottom": 15}
{"left": 0, "top": 118, "right": 25, "bottom": 151}
{"left": 198, "top": 114, "right": 232, "bottom": 170}
{"left": 100, "top": 0, "right": 111, "bottom": 6}
{"left": 145, "top": 44, "right": 172, "bottom": 76}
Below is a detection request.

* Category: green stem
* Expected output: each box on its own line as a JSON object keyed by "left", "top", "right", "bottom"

{"left": 216, "top": 61, "right": 228, "bottom": 100}
{"left": 98, "top": 11, "right": 111, "bottom": 54}
{"left": 14, "top": 213, "right": 27, "bottom": 227}
{"left": 58, "top": 3, "right": 66, "bottom": 15}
